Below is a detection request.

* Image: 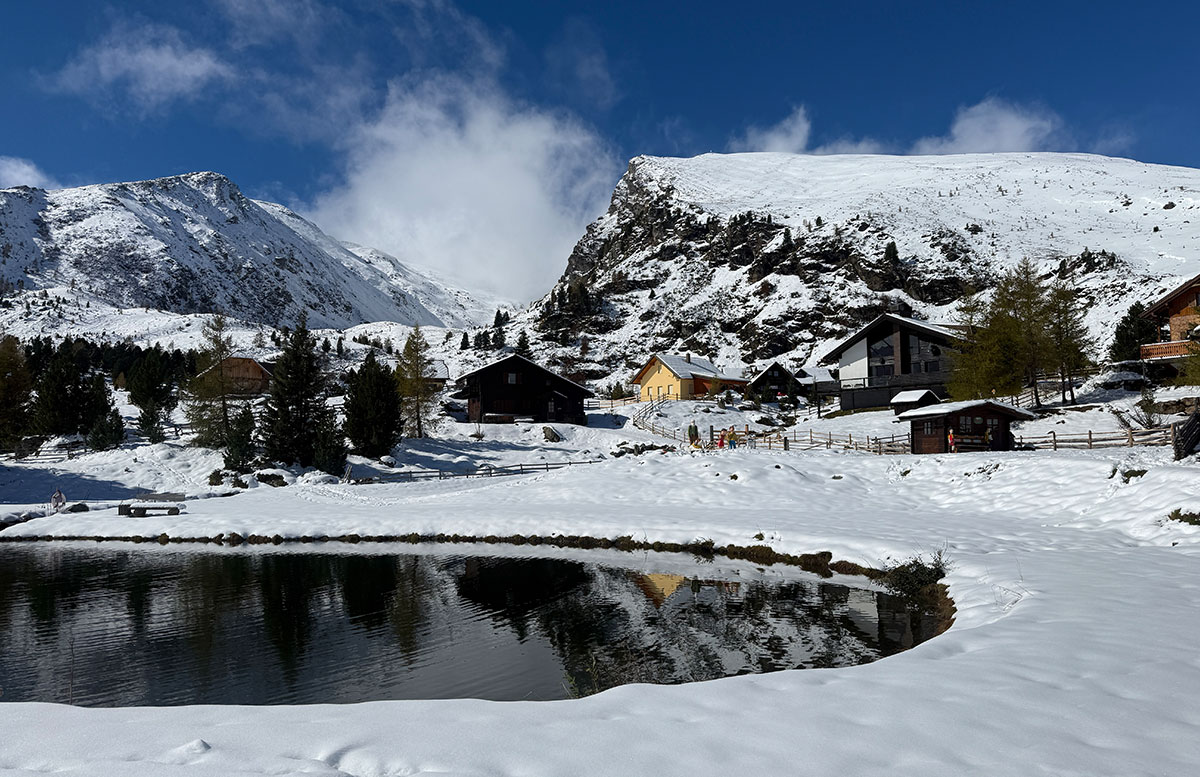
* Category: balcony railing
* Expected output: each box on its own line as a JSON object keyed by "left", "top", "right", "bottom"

{"left": 1141, "top": 340, "right": 1197, "bottom": 360}
{"left": 837, "top": 371, "right": 952, "bottom": 391}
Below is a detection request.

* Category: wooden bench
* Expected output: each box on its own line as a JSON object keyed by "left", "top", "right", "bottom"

{"left": 118, "top": 492, "right": 185, "bottom": 517}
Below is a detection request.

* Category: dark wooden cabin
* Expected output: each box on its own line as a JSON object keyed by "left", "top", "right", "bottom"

{"left": 747, "top": 361, "right": 794, "bottom": 399}
{"left": 454, "top": 354, "right": 592, "bottom": 425}
{"left": 897, "top": 400, "right": 1036, "bottom": 454}
{"left": 196, "top": 356, "right": 274, "bottom": 395}
{"left": 889, "top": 389, "right": 941, "bottom": 416}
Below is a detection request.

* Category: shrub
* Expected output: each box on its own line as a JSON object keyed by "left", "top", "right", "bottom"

{"left": 1167, "top": 508, "right": 1200, "bottom": 526}
{"left": 881, "top": 549, "right": 950, "bottom": 604}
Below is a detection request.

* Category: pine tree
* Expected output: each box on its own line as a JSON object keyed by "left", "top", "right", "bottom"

{"left": 493, "top": 327, "right": 506, "bottom": 349}
{"left": 311, "top": 408, "right": 348, "bottom": 476}
{"left": 0, "top": 335, "right": 33, "bottom": 448}
{"left": 31, "top": 345, "right": 87, "bottom": 436}
{"left": 127, "top": 348, "right": 177, "bottom": 443}
{"left": 396, "top": 326, "right": 438, "bottom": 438}
{"left": 883, "top": 241, "right": 900, "bottom": 265}
{"left": 261, "top": 316, "right": 339, "bottom": 467}
{"left": 223, "top": 404, "right": 257, "bottom": 472}
{"left": 990, "top": 258, "right": 1052, "bottom": 405}
{"left": 514, "top": 330, "right": 532, "bottom": 358}
{"left": 186, "top": 314, "right": 238, "bottom": 448}
{"left": 1107, "top": 302, "right": 1159, "bottom": 363}
{"left": 343, "top": 351, "right": 402, "bottom": 457}
{"left": 322, "top": 337, "right": 332, "bottom": 353}
{"left": 336, "top": 337, "right": 345, "bottom": 357}
{"left": 459, "top": 332, "right": 470, "bottom": 351}
{"left": 87, "top": 406, "right": 125, "bottom": 451}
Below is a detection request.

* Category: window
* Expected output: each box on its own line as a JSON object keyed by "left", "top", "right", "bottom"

{"left": 923, "top": 421, "right": 934, "bottom": 435}
{"left": 507, "top": 372, "right": 518, "bottom": 385}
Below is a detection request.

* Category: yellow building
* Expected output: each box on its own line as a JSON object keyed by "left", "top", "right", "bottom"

{"left": 632, "top": 353, "right": 749, "bottom": 401}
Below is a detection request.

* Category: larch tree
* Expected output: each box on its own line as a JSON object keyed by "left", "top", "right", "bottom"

{"left": 396, "top": 326, "right": 438, "bottom": 438}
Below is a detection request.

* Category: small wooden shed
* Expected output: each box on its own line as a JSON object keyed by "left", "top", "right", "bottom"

{"left": 897, "top": 400, "right": 1036, "bottom": 454}
{"left": 889, "top": 389, "right": 941, "bottom": 416}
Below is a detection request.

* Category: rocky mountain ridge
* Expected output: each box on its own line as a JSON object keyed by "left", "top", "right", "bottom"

{"left": 525, "top": 151, "right": 1200, "bottom": 381}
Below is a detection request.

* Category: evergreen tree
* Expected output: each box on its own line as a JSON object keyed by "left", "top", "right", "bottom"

{"left": 127, "top": 348, "right": 177, "bottom": 443}
{"left": 86, "top": 406, "right": 125, "bottom": 451}
{"left": 396, "top": 326, "right": 438, "bottom": 438}
{"left": 261, "top": 316, "right": 339, "bottom": 467}
{"left": 493, "top": 327, "right": 506, "bottom": 349}
{"left": 989, "top": 258, "right": 1052, "bottom": 405}
{"left": 185, "top": 314, "right": 238, "bottom": 448}
{"left": 883, "top": 241, "right": 899, "bottom": 264}
{"left": 223, "top": 404, "right": 257, "bottom": 472}
{"left": 335, "top": 337, "right": 345, "bottom": 357}
{"left": 343, "top": 351, "right": 402, "bottom": 457}
{"left": 514, "top": 330, "right": 533, "bottom": 358}
{"left": 459, "top": 332, "right": 470, "bottom": 350}
{"left": 311, "top": 409, "right": 348, "bottom": 476}
{"left": 322, "top": 337, "right": 332, "bottom": 353}
{"left": 1107, "top": 302, "right": 1159, "bottom": 363}
{"left": 0, "top": 335, "right": 33, "bottom": 448}
{"left": 493, "top": 309, "right": 506, "bottom": 328}
{"left": 31, "top": 345, "right": 87, "bottom": 436}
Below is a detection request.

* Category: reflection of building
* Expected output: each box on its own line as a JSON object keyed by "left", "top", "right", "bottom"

{"left": 819, "top": 313, "right": 964, "bottom": 410}
{"left": 634, "top": 573, "right": 688, "bottom": 608}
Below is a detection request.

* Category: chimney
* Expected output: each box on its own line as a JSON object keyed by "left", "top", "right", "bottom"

{"left": 685, "top": 352, "right": 691, "bottom": 363}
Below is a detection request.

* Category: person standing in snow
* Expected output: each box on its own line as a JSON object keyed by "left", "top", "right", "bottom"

{"left": 687, "top": 420, "right": 699, "bottom": 447}
{"left": 50, "top": 488, "right": 66, "bottom": 512}
{"left": 947, "top": 428, "right": 956, "bottom": 453}
{"left": 718, "top": 429, "right": 726, "bottom": 449}
{"left": 727, "top": 426, "right": 738, "bottom": 450}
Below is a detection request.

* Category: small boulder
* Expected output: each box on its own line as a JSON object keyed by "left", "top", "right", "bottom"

{"left": 543, "top": 426, "right": 563, "bottom": 443}
{"left": 65, "top": 502, "right": 89, "bottom": 513}
{"left": 379, "top": 455, "right": 397, "bottom": 467}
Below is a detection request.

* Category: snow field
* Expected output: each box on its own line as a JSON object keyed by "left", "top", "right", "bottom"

{"left": 3, "top": 394, "right": 1200, "bottom": 775}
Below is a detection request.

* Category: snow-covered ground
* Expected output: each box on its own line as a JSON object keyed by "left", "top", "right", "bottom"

{"left": 3, "top": 395, "right": 1200, "bottom": 776}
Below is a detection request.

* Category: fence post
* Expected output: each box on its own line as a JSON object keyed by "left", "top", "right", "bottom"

{"left": 1127, "top": 429, "right": 1134, "bottom": 447}
{"left": 827, "top": 432, "right": 833, "bottom": 449}
{"left": 519, "top": 463, "right": 524, "bottom": 473}
{"left": 1088, "top": 430, "right": 1093, "bottom": 449}
{"left": 1051, "top": 431, "right": 1057, "bottom": 451}
{"left": 783, "top": 437, "right": 789, "bottom": 452}
{"left": 809, "top": 429, "right": 814, "bottom": 444}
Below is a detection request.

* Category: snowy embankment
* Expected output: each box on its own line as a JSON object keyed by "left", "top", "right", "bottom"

{"left": 4, "top": 402, "right": 1200, "bottom": 775}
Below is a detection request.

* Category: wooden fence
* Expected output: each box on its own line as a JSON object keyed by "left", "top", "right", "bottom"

{"left": 1012, "top": 427, "right": 1171, "bottom": 450}
{"left": 353, "top": 458, "right": 606, "bottom": 484}
{"left": 1172, "top": 412, "right": 1200, "bottom": 460}
{"left": 586, "top": 395, "right": 643, "bottom": 410}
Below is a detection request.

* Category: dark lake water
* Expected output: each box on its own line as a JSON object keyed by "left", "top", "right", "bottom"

{"left": 0, "top": 545, "right": 947, "bottom": 705}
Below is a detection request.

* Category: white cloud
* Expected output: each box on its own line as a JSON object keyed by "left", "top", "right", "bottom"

{"left": 911, "top": 97, "right": 1065, "bottom": 155}
{"left": 730, "top": 106, "right": 812, "bottom": 153}
{"left": 308, "top": 74, "right": 620, "bottom": 302}
{"left": 51, "top": 23, "right": 233, "bottom": 112}
{"left": 0, "top": 157, "right": 60, "bottom": 189}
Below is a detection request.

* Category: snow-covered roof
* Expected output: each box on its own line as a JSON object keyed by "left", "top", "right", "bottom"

{"left": 896, "top": 399, "right": 1036, "bottom": 421}
{"left": 429, "top": 360, "right": 450, "bottom": 381}
{"left": 890, "top": 389, "right": 939, "bottom": 405}
{"left": 819, "top": 313, "right": 964, "bottom": 363}
{"left": 795, "top": 366, "right": 835, "bottom": 384}
{"left": 639, "top": 353, "right": 747, "bottom": 384}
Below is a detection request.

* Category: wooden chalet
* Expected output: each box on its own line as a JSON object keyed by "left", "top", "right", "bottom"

{"left": 633, "top": 353, "right": 749, "bottom": 401}
{"left": 198, "top": 356, "right": 274, "bottom": 395}
{"left": 747, "top": 361, "right": 794, "bottom": 398}
{"left": 889, "top": 389, "right": 941, "bottom": 416}
{"left": 454, "top": 354, "right": 592, "bottom": 425}
{"left": 819, "top": 313, "right": 963, "bottom": 411}
{"left": 1140, "top": 273, "right": 1200, "bottom": 362}
{"left": 896, "top": 400, "right": 1036, "bottom": 454}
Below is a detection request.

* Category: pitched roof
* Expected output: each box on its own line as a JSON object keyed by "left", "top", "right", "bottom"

{"left": 1143, "top": 272, "right": 1200, "bottom": 318}
{"left": 896, "top": 399, "right": 1036, "bottom": 422}
{"left": 634, "top": 353, "right": 748, "bottom": 385}
{"left": 819, "top": 313, "right": 964, "bottom": 364}
{"left": 890, "top": 389, "right": 939, "bottom": 404}
{"left": 749, "top": 361, "right": 793, "bottom": 385}
{"left": 455, "top": 353, "right": 593, "bottom": 396}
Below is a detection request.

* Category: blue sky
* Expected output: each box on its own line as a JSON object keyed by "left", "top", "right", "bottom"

{"left": 1, "top": 0, "right": 1197, "bottom": 298}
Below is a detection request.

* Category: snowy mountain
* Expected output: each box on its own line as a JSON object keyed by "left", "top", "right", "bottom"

{"left": 524, "top": 151, "right": 1200, "bottom": 381}
{"left": 0, "top": 172, "right": 495, "bottom": 330}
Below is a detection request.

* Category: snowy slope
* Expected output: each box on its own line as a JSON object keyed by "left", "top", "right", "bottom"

{"left": 0, "top": 172, "right": 494, "bottom": 330}
{"left": 520, "top": 151, "right": 1200, "bottom": 384}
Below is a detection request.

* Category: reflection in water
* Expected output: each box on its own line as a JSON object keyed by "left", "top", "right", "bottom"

{"left": 0, "top": 546, "right": 947, "bottom": 706}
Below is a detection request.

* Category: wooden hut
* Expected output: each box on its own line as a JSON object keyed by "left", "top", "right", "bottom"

{"left": 889, "top": 389, "right": 941, "bottom": 416}
{"left": 1140, "top": 271, "right": 1200, "bottom": 361}
{"left": 896, "top": 400, "right": 1036, "bottom": 454}
{"left": 454, "top": 354, "right": 592, "bottom": 425}
{"left": 196, "top": 356, "right": 274, "bottom": 395}
{"left": 747, "top": 361, "right": 794, "bottom": 399}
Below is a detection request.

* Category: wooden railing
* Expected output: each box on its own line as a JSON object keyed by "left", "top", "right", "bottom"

{"left": 355, "top": 459, "right": 605, "bottom": 484}
{"left": 1141, "top": 340, "right": 1196, "bottom": 360}
{"left": 1172, "top": 412, "right": 1200, "bottom": 460}
{"left": 1013, "top": 427, "right": 1171, "bottom": 450}
{"left": 585, "top": 395, "right": 642, "bottom": 409}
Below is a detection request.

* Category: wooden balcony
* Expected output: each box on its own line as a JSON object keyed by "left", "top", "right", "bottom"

{"left": 1141, "top": 340, "right": 1197, "bottom": 360}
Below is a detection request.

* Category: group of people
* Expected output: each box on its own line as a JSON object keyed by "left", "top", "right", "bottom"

{"left": 685, "top": 421, "right": 744, "bottom": 450}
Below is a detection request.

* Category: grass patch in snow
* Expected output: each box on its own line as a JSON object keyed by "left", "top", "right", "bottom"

{"left": 1167, "top": 508, "right": 1200, "bottom": 526}
{"left": 881, "top": 549, "right": 951, "bottom": 608}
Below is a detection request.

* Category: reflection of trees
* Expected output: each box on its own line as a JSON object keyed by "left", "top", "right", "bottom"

{"left": 256, "top": 554, "right": 334, "bottom": 685}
